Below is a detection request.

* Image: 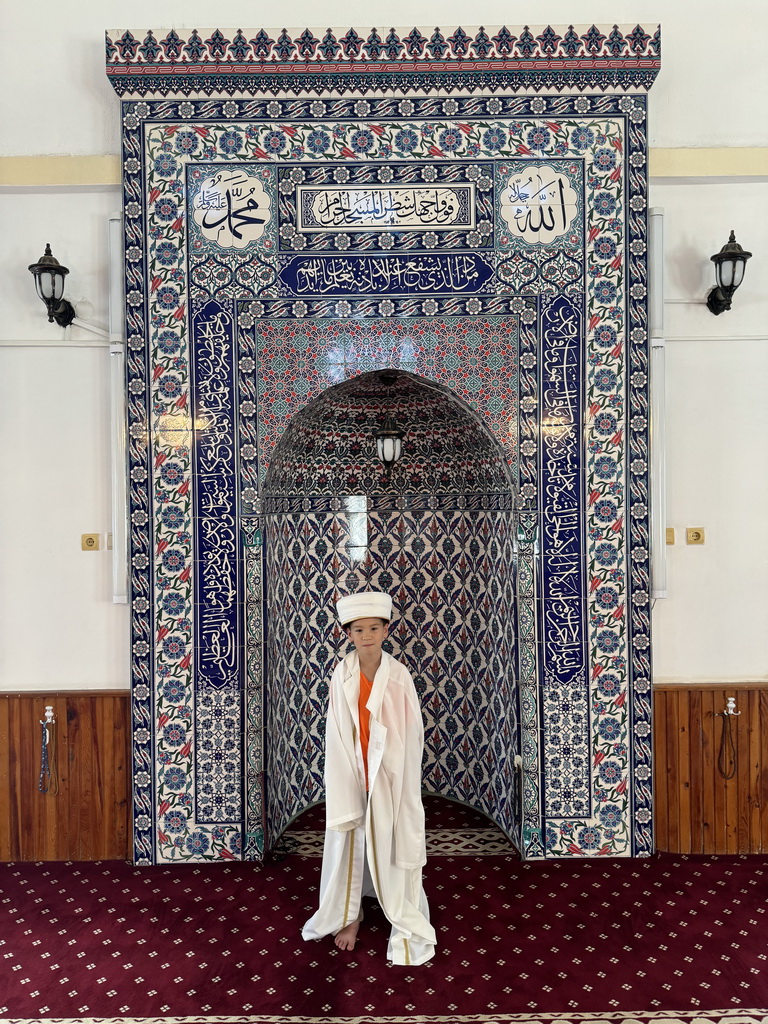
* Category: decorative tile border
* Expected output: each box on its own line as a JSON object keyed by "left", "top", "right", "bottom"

{"left": 106, "top": 25, "right": 661, "bottom": 97}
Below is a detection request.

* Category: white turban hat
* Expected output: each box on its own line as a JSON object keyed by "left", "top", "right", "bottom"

{"left": 336, "top": 590, "right": 393, "bottom": 626}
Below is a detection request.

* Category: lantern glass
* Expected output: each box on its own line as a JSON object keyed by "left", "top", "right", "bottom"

{"left": 376, "top": 429, "right": 403, "bottom": 469}
{"left": 716, "top": 259, "right": 736, "bottom": 289}
{"left": 36, "top": 268, "right": 64, "bottom": 303}
{"left": 377, "top": 437, "right": 392, "bottom": 463}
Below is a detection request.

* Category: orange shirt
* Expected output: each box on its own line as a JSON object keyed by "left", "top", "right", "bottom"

{"left": 358, "top": 671, "right": 373, "bottom": 789}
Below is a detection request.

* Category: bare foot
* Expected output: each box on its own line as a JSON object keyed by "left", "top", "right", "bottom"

{"left": 334, "top": 919, "right": 361, "bottom": 951}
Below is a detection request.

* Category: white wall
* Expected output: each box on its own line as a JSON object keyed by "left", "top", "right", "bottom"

{"left": 0, "top": 192, "right": 129, "bottom": 689}
{"left": 649, "top": 182, "right": 768, "bottom": 682}
{"left": 0, "top": 2, "right": 766, "bottom": 689}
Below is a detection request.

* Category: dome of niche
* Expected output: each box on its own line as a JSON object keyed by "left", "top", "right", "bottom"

{"left": 263, "top": 369, "right": 513, "bottom": 497}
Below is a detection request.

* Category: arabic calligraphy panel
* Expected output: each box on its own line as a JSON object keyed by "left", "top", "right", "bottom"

{"left": 538, "top": 296, "right": 589, "bottom": 818}
{"left": 279, "top": 161, "right": 493, "bottom": 253}
{"left": 277, "top": 253, "right": 495, "bottom": 298}
{"left": 297, "top": 184, "right": 475, "bottom": 232}
{"left": 191, "top": 299, "right": 240, "bottom": 704}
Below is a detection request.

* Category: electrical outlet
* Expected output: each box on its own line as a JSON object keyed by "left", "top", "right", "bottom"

{"left": 81, "top": 533, "right": 100, "bottom": 551}
{"left": 686, "top": 527, "right": 705, "bottom": 545}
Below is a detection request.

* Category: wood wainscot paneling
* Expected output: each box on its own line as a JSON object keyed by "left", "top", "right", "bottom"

{"left": 654, "top": 684, "right": 768, "bottom": 854}
{"left": 0, "top": 691, "right": 130, "bottom": 862}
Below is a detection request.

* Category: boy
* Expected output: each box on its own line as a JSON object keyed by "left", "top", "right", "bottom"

{"left": 301, "top": 590, "right": 436, "bottom": 965}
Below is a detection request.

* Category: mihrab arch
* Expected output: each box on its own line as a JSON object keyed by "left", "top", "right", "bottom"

{"left": 106, "top": 24, "right": 660, "bottom": 864}
{"left": 260, "top": 368, "right": 520, "bottom": 853}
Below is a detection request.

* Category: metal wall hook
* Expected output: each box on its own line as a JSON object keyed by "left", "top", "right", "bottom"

{"left": 723, "top": 696, "right": 741, "bottom": 717}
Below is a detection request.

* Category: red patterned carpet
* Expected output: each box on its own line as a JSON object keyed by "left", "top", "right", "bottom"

{"left": 1, "top": 800, "right": 767, "bottom": 1022}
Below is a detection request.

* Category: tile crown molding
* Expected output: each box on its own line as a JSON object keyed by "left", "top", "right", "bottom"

{"left": 104, "top": 24, "right": 661, "bottom": 95}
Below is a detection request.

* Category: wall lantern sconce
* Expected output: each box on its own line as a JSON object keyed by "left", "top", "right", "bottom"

{"left": 706, "top": 230, "right": 752, "bottom": 315}
{"left": 28, "top": 243, "right": 77, "bottom": 327}
{"left": 375, "top": 369, "right": 404, "bottom": 473}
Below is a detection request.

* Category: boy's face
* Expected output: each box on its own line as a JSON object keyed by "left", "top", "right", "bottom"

{"left": 345, "top": 616, "right": 389, "bottom": 658}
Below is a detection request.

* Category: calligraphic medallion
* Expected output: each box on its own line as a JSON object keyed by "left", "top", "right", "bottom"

{"left": 500, "top": 165, "right": 578, "bottom": 245}
{"left": 192, "top": 169, "right": 272, "bottom": 249}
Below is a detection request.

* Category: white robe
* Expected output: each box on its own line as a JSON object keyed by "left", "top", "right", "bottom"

{"left": 301, "top": 650, "right": 436, "bottom": 965}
